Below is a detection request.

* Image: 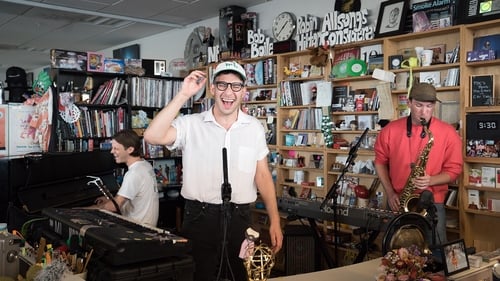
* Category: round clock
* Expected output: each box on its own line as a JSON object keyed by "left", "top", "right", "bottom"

{"left": 272, "top": 12, "right": 296, "bottom": 42}
{"left": 389, "top": 55, "right": 403, "bottom": 69}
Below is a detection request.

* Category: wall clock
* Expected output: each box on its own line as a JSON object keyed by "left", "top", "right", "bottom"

{"left": 272, "top": 12, "right": 296, "bottom": 42}
{"left": 184, "top": 26, "right": 208, "bottom": 70}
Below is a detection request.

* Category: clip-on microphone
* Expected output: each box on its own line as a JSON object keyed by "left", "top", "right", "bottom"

{"left": 221, "top": 148, "right": 232, "bottom": 205}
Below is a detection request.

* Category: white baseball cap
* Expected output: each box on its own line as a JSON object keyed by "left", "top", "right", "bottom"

{"left": 213, "top": 61, "right": 246, "bottom": 82}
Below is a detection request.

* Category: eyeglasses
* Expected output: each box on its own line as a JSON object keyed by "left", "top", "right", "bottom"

{"left": 214, "top": 81, "right": 244, "bottom": 92}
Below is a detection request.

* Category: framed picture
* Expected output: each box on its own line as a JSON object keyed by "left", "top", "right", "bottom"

{"left": 427, "top": 44, "right": 446, "bottom": 64}
{"left": 441, "top": 239, "right": 469, "bottom": 276}
{"left": 87, "top": 52, "right": 104, "bottom": 72}
{"left": 375, "top": 0, "right": 409, "bottom": 38}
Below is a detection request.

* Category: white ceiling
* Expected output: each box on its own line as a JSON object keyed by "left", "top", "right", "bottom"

{"left": 0, "top": 0, "right": 268, "bottom": 79}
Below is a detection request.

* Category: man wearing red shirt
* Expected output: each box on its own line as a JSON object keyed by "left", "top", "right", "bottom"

{"left": 375, "top": 83, "right": 463, "bottom": 245}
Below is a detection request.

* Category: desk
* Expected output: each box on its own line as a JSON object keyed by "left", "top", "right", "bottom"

{"left": 269, "top": 258, "right": 381, "bottom": 281}
{"left": 269, "top": 259, "right": 497, "bottom": 281}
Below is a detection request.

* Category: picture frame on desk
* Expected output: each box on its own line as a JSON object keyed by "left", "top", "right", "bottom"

{"left": 441, "top": 239, "right": 469, "bottom": 276}
{"left": 375, "top": 0, "right": 409, "bottom": 38}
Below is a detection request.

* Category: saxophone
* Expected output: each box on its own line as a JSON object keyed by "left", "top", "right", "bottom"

{"left": 399, "top": 118, "right": 434, "bottom": 214}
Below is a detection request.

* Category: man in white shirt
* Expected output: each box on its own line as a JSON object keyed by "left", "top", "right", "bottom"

{"left": 94, "top": 129, "right": 159, "bottom": 226}
{"left": 144, "top": 61, "right": 282, "bottom": 281}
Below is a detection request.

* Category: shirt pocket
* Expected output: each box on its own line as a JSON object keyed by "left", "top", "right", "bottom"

{"left": 238, "top": 146, "right": 255, "bottom": 173}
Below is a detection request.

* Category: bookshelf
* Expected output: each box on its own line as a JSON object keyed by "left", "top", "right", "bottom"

{"left": 460, "top": 19, "right": 500, "bottom": 252}
{"left": 49, "top": 68, "right": 185, "bottom": 154}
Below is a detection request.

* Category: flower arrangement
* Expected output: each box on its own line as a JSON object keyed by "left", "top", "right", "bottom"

{"left": 377, "top": 245, "right": 430, "bottom": 281}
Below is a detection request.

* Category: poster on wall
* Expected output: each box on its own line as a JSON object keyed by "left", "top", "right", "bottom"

{"left": 8, "top": 104, "right": 42, "bottom": 156}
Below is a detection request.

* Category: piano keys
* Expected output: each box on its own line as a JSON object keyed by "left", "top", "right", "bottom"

{"left": 42, "top": 207, "right": 191, "bottom": 266}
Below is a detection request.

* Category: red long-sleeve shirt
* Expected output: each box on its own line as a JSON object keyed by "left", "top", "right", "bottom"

{"left": 374, "top": 117, "right": 463, "bottom": 203}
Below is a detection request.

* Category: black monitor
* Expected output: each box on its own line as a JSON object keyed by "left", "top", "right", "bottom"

{"left": 113, "top": 44, "right": 140, "bottom": 59}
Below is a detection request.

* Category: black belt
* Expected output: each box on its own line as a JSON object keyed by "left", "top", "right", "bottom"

{"left": 185, "top": 199, "right": 250, "bottom": 210}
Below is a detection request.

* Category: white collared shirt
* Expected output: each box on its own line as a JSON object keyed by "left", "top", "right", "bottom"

{"left": 167, "top": 108, "right": 269, "bottom": 204}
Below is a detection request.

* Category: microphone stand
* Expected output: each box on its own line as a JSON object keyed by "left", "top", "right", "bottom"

{"left": 87, "top": 176, "right": 122, "bottom": 215}
{"left": 320, "top": 128, "right": 369, "bottom": 267}
{"left": 217, "top": 148, "right": 234, "bottom": 281}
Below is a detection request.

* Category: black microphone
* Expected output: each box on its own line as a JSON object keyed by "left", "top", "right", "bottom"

{"left": 417, "top": 190, "right": 434, "bottom": 212}
{"left": 221, "top": 148, "right": 232, "bottom": 204}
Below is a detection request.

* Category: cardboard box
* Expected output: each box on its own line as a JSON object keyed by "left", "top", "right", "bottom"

{"left": 50, "top": 49, "right": 87, "bottom": 71}
{"left": 103, "top": 58, "right": 125, "bottom": 74}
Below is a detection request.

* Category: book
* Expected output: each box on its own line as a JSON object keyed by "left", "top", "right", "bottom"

{"left": 411, "top": 0, "right": 455, "bottom": 30}
{"left": 357, "top": 115, "right": 374, "bottom": 130}
{"left": 419, "top": 71, "right": 441, "bottom": 86}
{"left": 332, "top": 83, "right": 350, "bottom": 112}
{"left": 7, "top": 104, "right": 42, "bottom": 156}
{"left": 469, "top": 168, "right": 482, "bottom": 186}
{"left": 300, "top": 81, "right": 318, "bottom": 105}
{"left": 445, "top": 189, "right": 458, "bottom": 207}
{"left": 315, "top": 81, "right": 333, "bottom": 107}
{"left": 467, "top": 189, "right": 480, "bottom": 208}
{"left": 412, "top": 11, "right": 432, "bottom": 32}
{"left": 397, "top": 94, "right": 410, "bottom": 117}
{"left": 481, "top": 166, "right": 496, "bottom": 188}
{"left": 332, "top": 47, "right": 360, "bottom": 66}
{"left": 497, "top": 168, "right": 500, "bottom": 188}
{"left": 473, "top": 34, "right": 500, "bottom": 54}
{"left": 474, "top": 249, "right": 500, "bottom": 262}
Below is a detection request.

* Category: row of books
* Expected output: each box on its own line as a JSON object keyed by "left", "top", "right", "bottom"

{"left": 129, "top": 77, "right": 184, "bottom": 108}
{"left": 286, "top": 108, "right": 322, "bottom": 131}
{"left": 57, "top": 138, "right": 111, "bottom": 153}
{"left": 445, "top": 189, "right": 458, "bottom": 207}
{"left": 467, "top": 189, "right": 500, "bottom": 212}
{"left": 280, "top": 80, "right": 322, "bottom": 106}
{"left": 332, "top": 84, "right": 379, "bottom": 112}
{"left": 90, "top": 77, "right": 127, "bottom": 105}
{"left": 443, "top": 68, "right": 460, "bottom": 87}
{"left": 58, "top": 107, "right": 126, "bottom": 140}
{"left": 244, "top": 57, "right": 277, "bottom": 86}
{"left": 468, "top": 167, "right": 500, "bottom": 188}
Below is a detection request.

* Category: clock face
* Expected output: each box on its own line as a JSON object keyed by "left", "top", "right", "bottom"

{"left": 272, "top": 12, "right": 296, "bottom": 42}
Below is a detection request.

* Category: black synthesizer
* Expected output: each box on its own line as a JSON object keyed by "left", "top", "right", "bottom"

{"left": 42, "top": 207, "right": 191, "bottom": 266}
{"left": 278, "top": 196, "right": 399, "bottom": 231}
